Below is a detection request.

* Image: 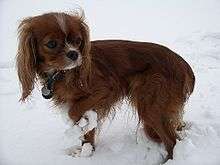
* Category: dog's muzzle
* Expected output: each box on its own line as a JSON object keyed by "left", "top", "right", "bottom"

{"left": 66, "top": 50, "right": 78, "bottom": 61}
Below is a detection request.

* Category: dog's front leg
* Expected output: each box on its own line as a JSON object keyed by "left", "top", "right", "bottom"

{"left": 67, "top": 90, "right": 110, "bottom": 157}
{"left": 66, "top": 109, "right": 97, "bottom": 157}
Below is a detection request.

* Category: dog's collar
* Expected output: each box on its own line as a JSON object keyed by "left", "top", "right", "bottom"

{"left": 41, "top": 71, "right": 65, "bottom": 99}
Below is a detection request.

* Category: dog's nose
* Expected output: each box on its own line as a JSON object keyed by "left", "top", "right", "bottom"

{"left": 66, "top": 51, "right": 78, "bottom": 61}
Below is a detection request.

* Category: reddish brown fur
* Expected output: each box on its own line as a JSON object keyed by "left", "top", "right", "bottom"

{"left": 16, "top": 11, "right": 195, "bottom": 161}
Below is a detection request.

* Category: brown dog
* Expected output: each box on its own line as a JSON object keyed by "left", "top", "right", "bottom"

{"left": 16, "top": 11, "right": 195, "bottom": 160}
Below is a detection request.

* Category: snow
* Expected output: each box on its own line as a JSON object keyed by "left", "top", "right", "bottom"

{"left": 1, "top": 0, "right": 220, "bottom": 165}
{"left": 80, "top": 110, "right": 98, "bottom": 133}
{"left": 63, "top": 109, "right": 97, "bottom": 157}
{"left": 65, "top": 143, "right": 94, "bottom": 157}
{"left": 65, "top": 125, "right": 84, "bottom": 144}
{"left": 78, "top": 117, "right": 89, "bottom": 128}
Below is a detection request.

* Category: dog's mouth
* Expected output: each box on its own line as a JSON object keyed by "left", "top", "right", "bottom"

{"left": 63, "top": 54, "right": 82, "bottom": 70}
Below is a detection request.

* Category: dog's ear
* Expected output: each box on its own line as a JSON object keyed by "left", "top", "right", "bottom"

{"left": 16, "top": 17, "right": 37, "bottom": 101}
{"left": 79, "top": 17, "right": 91, "bottom": 61}
{"left": 78, "top": 13, "right": 92, "bottom": 86}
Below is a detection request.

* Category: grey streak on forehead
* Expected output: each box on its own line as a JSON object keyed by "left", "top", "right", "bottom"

{"left": 65, "top": 43, "right": 79, "bottom": 52}
{"left": 54, "top": 13, "right": 67, "bottom": 34}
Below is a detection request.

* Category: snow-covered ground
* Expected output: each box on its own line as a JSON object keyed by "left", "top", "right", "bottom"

{"left": 1, "top": 0, "right": 220, "bottom": 165}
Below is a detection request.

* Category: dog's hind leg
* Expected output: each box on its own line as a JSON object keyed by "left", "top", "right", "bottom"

{"left": 130, "top": 72, "right": 184, "bottom": 161}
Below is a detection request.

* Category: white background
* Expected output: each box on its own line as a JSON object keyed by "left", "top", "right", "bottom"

{"left": 0, "top": 0, "right": 220, "bottom": 165}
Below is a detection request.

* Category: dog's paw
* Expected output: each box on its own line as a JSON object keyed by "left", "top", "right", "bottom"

{"left": 65, "top": 143, "right": 94, "bottom": 157}
{"left": 77, "top": 110, "right": 98, "bottom": 134}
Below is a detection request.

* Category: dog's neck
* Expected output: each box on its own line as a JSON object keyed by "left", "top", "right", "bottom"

{"left": 39, "top": 68, "right": 85, "bottom": 99}
{"left": 41, "top": 70, "right": 65, "bottom": 99}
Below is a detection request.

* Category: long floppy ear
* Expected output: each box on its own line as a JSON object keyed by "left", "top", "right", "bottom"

{"left": 16, "top": 18, "right": 37, "bottom": 101}
{"left": 78, "top": 12, "right": 92, "bottom": 87}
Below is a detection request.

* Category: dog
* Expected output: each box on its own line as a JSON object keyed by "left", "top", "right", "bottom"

{"left": 16, "top": 11, "right": 195, "bottom": 161}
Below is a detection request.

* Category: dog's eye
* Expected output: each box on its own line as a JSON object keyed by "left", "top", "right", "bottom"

{"left": 75, "top": 37, "right": 82, "bottom": 45}
{"left": 46, "top": 40, "right": 57, "bottom": 49}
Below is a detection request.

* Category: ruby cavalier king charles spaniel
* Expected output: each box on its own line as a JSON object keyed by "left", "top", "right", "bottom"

{"left": 16, "top": 11, "right": 195, "bottom": 161}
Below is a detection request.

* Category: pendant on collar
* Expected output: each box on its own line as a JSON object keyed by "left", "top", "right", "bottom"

{"left": 42, "top": 85, "right": 53, "bottom": 99}
{"left": 41, "top": 71, "right": 64, "bottom": 99}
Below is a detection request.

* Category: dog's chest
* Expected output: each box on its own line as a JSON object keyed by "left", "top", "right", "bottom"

{"left": 53, "top": 81, "right": 85, "bottom": 104}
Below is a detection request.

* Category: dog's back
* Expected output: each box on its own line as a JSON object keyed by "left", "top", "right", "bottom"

{"left": 91, "top": 40, "right": 195, "bottom": 98}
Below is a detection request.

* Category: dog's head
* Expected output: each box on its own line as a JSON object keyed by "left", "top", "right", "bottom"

{"left": 16, "top": 11, "right": 91, "bottom": 101}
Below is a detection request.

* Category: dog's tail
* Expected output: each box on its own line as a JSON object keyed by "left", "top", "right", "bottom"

{"left": 183, "top": 61, "right": 195, "bottom": 101}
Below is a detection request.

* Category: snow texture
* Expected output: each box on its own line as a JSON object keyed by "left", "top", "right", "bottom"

{"left": 64, "top": 110, "right": 97, "bottom": 157}
{"left": 65, "top": 143, "right": 93, "bottom": 157}
{"left": 1, "top": 0, "right": 220, "bottom": 165}
{"left": 79, "top": 110, "right": 98, "bottom": 134}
